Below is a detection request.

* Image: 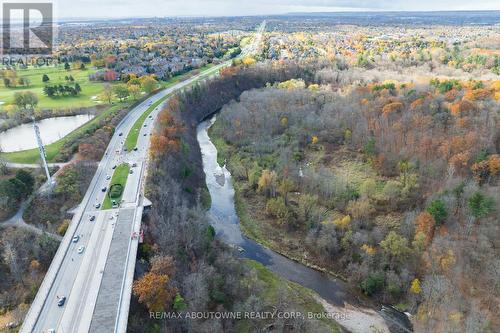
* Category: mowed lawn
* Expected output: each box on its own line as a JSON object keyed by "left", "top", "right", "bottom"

{"left": 0, "top": 65, "right": 108, "bottom": 109}
{"left": 102, "top": 163, "right": 130, "bottom": 210}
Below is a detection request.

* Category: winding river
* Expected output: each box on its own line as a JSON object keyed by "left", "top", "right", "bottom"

{"left": 0, "top": 114, "right": 94, "bottom": 152}
{"left": 197, "top": 117, "right": 413, "bottom": 333}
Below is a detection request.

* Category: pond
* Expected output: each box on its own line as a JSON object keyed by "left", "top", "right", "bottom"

{"left": 0, "top": 114, "right": 94, "bottom": 152}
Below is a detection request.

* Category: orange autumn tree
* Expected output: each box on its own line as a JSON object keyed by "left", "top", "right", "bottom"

{"left": 133, "top": 272, "right": 177, "bottom": 312}
{"left": 382, "top": 101, "right": 403, "bottom": 115}
{"left": 133, "top": 255, "right": 177, "bottom": 312}
{"left": 150, "top": 134, "right": 169, "bottom": 157}
{"left": 414, "top": 212, "right": 436, "bottom": 245}
{"left": 149, "top": 98, "right": 183, "bottom": 157}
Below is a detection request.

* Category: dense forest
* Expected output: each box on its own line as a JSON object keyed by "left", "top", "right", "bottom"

{"left": 129, "top": 57, "right": 499, "bottom": 332}
{"left": 210, "top": 68, "right": 499, "bottom": 332}
{"left": 128, "top": 61, "right": 347, "bottom": 332}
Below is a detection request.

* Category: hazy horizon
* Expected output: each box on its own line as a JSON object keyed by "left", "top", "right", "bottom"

{"left": 50, "top": 0, "right": 500, "bottom": 20}
{"left": 56, "top": 9, "right": 500, "bottom": 21}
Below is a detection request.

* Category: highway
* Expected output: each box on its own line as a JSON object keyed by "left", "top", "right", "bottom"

{"left": 21, "top": 23, "right": 265, "bottom": 333}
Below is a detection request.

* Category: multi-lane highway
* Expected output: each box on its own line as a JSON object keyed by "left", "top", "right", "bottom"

{"left": 21, "top": 23, "right": 265, "bottom": 333}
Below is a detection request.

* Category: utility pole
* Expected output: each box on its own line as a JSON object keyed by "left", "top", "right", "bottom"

{"left": 33, "top": 118, "right": 51, "bottom": 182}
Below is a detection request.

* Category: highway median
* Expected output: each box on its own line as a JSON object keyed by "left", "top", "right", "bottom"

{"left": 102, "top": 163, "right": 130, "bottom": 210}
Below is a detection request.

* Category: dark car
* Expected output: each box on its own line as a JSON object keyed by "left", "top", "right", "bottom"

{"left": 95, "top": 203, "right": 101, "bottom": 209}
{"left": 57, "top": 296, "right": 66, "bottom": 307}
{"left": 118, "top": 132, "right": 123, "bottom": 136}
{"left": 133, "top": 147, "right": 138, "bottom": 151}
{"left": 90, "top": 215, "right": 96, "bottom": 221}
{"left": 101, "top": 187, "right": 107, "bottom": 192}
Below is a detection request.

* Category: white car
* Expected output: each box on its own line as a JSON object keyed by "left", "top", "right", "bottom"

{"left": 77, "top": 246, "right": 85, "bottom": 254}
{"left": 72, "top": 236, "right": 79, "bottom": 243}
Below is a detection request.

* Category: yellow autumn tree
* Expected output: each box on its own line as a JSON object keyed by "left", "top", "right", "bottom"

{"left": 361, "top": 244, "right": 376, "bottom": 255}
{"left": 333, "top": 215, "right": 351, "bottom": 229}
{"left": 410, "top": 278, "right": 422, "bottom": 294}
{"left": 258, "top": 170, "right": 277, "bottom": 198}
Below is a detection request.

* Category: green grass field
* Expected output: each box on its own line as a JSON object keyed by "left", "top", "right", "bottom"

{"left": 0, "top": 65, "right": 109, "bottom": 109}
{"left": 102, "top": 163, "right": 130, "bottom": 209}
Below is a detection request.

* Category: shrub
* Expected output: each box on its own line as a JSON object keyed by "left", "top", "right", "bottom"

{"left": 426, "top": 199, "right": 447, "bottom": 225}
{"left": 363, "top": 138, "right": 376, "bottom": 156}
{"left": 109, "top": 184, "right": 123, "bottom": 199}
{"left": 382, "top": 181, "right": 402, "bottom": 201}
{"left": 172, "top": 293, "right": 187, "bottom": 311}
{"left": 347, "top": 199, "right": 375, "bottom": 219}
{"left": 265, "top": 197, "right": 289, "bottom": 221}
{"left": 359, "top": 179, "right": 377, "bottom": 199}
{"left": 360, "top": 272, "right": 385, "bottom": 296}
{"left": 333, "top": 215, "right": 351, "bottom": 229}
{"left": 468, "top": 192, "right": 495, "bottom": 218}
{"left": 57, "top": 219, "right": 70, "bottom": 236}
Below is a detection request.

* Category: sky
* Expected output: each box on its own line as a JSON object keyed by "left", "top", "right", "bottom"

{"left": 54, "top": 0, "right": 500, "bottom": 19}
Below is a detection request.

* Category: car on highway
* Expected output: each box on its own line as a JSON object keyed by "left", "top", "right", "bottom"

{"left": 149, "top": 115, "right": 153, "bottom": 119}
{"left": 101, "top": 187, "right": 107, "bottom": 192}
{"left": 132, "top": 163, "right": 137, "bottom": 167}
{"left": 95, "top": 203, "right": 101, "bottom": 209}
{"left": 118, "top": 132, "right": 123, "bottom": 136}
{"left": 106, "top": 175, "right": 111, "bottom": 180}
{"left": 129, "top": 169, "right": 134, "bottom": 174}
{"left": 72, "top": 235, "right": 79, "bottom": 243}
{"left": 90, "top": 215, "right": 96, "bottom": 221}
{"left": 77, "top": 246, "right": 85, "bottom": 254}
{"left": 47, "top": 329, "right": 55, "bottom": 333}
{"left": 112, "top": 165, "right": 117, "bottom": 169}
{"left": 57, "top": 296, "right": 66, "bottom": 307}
{"left": 143, "top": 124, "right": 147, "bottom": 127}
{"left": 133, "top": 147, "right": 138, "bottom": 151}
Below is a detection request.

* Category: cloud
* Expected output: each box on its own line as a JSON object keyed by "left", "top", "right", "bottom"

{"left": 56, "top": 0, "right": 500, "bottom": 19}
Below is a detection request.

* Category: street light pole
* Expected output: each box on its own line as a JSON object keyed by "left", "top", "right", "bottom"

{"left": 33, "top": 117, "right": 51, "bottom": 182}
